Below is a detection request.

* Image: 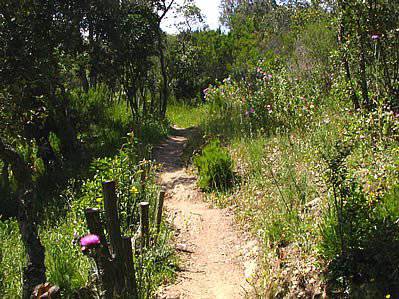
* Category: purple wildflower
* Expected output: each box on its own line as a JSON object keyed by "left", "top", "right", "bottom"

{"left": 80, "top": 234, "right": 100, "bottom": 251}
{"left": 371, "top": 34, "right": 380, "bottom": 41}
{"left": 249, "top": 107, "right": 255, "bottom": 114}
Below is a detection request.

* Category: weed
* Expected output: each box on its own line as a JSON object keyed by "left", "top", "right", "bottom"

{"left": 194, "top": 140, "right": 234, "bottom": 191}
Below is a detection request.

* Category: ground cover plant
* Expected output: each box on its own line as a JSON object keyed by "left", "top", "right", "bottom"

{"left": 0, "top": 1, "right": 177, "bottom": 297}
{"left": 167, "top": 1, "right": 399, "bottom": 297}
{"left": 0, "top": 136, "right": 176, "bottom": 298}
{"left": 194, "top": 139, "right": 234, "bottom": 191}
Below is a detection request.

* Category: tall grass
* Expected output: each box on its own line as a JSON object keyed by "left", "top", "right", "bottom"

{"left": 166, "top": 103, "right": 209, "bottom": 128}
{"left": 0, "top": 220, "right": 25, "bottom": 298}
{"left": 176, "top": 74, "right": 399, "bottom": 296}
{"left": 0, "top": 87, "right": 174, "bottom": 297}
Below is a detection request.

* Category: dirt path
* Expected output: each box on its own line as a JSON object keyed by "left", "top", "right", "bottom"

{"left": 153, "top": 127, "right": 253, "bottom": 299}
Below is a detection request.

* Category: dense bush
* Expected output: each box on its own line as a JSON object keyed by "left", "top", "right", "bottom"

{"left": 321, "top": 184, "right": 399, "bottom": 295}
{"left": 173, "top": 16, "right": 399, "bottom": 293}
{"left": 0, "top": 138, "right": 175, "bottom": 298}
{"left": 194, "top": 140, "right": 234, "bottom": 191}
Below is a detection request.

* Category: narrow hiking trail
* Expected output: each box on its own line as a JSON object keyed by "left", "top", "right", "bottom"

{"left": 153, "top": 127, "right": 256, "bottom": 299}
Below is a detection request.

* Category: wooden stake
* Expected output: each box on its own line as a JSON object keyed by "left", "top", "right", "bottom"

{"left": 102, "top": 181, "right": 125, "bottom": 294}
{"left": 140, "top": 202, "right": 150, "bottom": 248}
{"left": 84, "top": 208, "right": 113, "bottom": 298}
{"left": 122, "top": 237, "right": 138, "bottom": 298}
{"left": 156, "top": 190, "right": 166, "bottom": 235}
{"left": 85, "top": 208, "right": 108, "bottom": 251}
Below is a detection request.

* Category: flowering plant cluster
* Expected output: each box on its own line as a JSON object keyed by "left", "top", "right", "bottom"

{"left": 72, "top": 140, "right": 159, "bottom": 234}
{"left": 204, "top": 63, "right": 320, "bottom": 133}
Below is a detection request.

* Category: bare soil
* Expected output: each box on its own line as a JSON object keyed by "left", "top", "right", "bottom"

{"left": 154, "top": 127, "right": 254, "bottom": 299}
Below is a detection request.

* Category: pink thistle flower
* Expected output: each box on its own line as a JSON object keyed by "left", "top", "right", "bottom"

{"left": 371, "top": 34, "right": 380, "bottom": 41}
{"left": 80, "top": 234, "right": 100, "bottom": 251}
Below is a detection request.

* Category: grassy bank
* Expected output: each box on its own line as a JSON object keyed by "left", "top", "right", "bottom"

{"left": 0, "top": 89, "right": 174, "bottom": 298}
{"left": 168, "top": 82, "right": 399, "bottom": 297}
{"left": 0, "top": 139, "right": 176, "bottom": 298}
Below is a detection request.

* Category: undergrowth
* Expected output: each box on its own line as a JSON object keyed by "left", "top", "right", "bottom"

{"left": 0, "top": 87, "right": 174, "bottom": 297}
{"left": 0, "top": 138, "right": 176, "bottom": 298}
{"left": 167, "top": 66, "right": 399, "bottom": 297}
{"left": 193, "top": 140, "right": 234, "bottom": 191}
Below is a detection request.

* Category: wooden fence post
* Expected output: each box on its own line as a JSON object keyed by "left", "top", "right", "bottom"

{"left": 122, "top": 237, "right": 138, "bottom": 298}
{"left": 140, "top": 202, "right": 150, "bottom": 249}
{"left": 82, "top": 184, "right": 140, "bottom": 298}
{"left": 156, "top": 190, "right": 165, "bottom": 235}
{"left": 102, "top": 181, "right": 125, "bottom": 294}
{"left": 84, "top": 208, "right": 114, "bottom": 298}
{"left": 85, "top": 208, "right": 109, "bottom": 251}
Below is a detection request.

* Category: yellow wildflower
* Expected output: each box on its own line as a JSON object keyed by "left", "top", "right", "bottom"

{"left": 131, "top": 186, "right": 139, "bottom": 195}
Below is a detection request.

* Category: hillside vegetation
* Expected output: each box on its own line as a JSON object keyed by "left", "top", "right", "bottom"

{"left": 1, "top": 0, "right": 398, "bottom": 298}
{"left": 168, "top": 1, "right": 398, "bottom": 297}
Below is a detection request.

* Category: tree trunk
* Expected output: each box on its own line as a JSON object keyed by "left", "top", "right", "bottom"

{"left": 357, "top": 19, "right": 370, "bottom": 108}
{"left": 0, "top": 138, "right": 46, "bottom": 298}
{"left": 141, "top": 87, "right": 147, "bottom": 116}
{"left": 52, "top": 89, "right": 83, "bottom": 160}
{"left": 158, "top": 32, "right": 168, "bottom": 119}
{"left": 78, "top": 65, "right": 89, "bottom": 93}
{"left": 338, "top": 1, "right": 360, "bottom": 110}
{"left": 36, "top": 135, "right": 58, "bottom": 169}
{"left": 1, "top": 162, "right": 9, "bottom": 192}
{"left": 126, "top": 87, "right": 138, "bottom": 121}
{"left": 18, "top": 192, "right": 46, "bottom": 299}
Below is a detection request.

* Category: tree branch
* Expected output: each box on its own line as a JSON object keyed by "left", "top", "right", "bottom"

{"left": 0, "top": 138, "right": 32, "bottom": 187}
{"left": 158, "top": 0, "right": 176, "bottom": 22}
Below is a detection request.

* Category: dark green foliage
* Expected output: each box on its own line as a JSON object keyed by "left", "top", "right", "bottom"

{"left": 0, "top": 1, "right": 172, "bottom": 293}
{"left": 168, "top": 30, "right": 233, "bottom": 103}
{"left": 321, "top": 186, "right": 399, "bottom": 296}
{"left": 194, "top": 140, "right": 234, "bottom": 191}
{"left": 320, "top": 141, "right": 399, "bottom": 295}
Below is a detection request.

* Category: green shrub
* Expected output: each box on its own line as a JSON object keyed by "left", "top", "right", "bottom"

{"left": 41, "top": 219, "right": 90, "bottom": 296}
{"left": 319, "top": 140, "right": 399, "bottom": 295}
{"left": 0, "top": 137, "right": 175, "bottom": 298}
{"left": 0, "top": 220, "right": 25, "bottom": 298}
{"left": 194, "top": 140, "right": 234, "bottom": 191}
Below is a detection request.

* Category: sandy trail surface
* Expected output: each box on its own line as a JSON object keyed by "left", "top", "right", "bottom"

{"left": 154, "top": 127, "right": 252, "bottom": 299}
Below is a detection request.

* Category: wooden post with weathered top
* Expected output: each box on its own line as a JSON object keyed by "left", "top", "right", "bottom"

{"left": 156, "top": 189, "right": 166, "bottom": 236}
{"left": 102, "top": 181, "right": 126, "bottom": 295}
{"left": 102, "top": 181, "right": 123, "bottom": 257}
{"left": 84, "top": 208, "right": 114, "bottom": 298}
{"left": 80, "top": 181, "right": 139, "bottom": 298}
{"left": 140, "top": 202, "right": 150, "bottom": 249}
{"left": 122, "top": 236, "right": 138, "bottom": 298}
{"left": 85, "top": 208, "right": 109, "bottom": 251}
